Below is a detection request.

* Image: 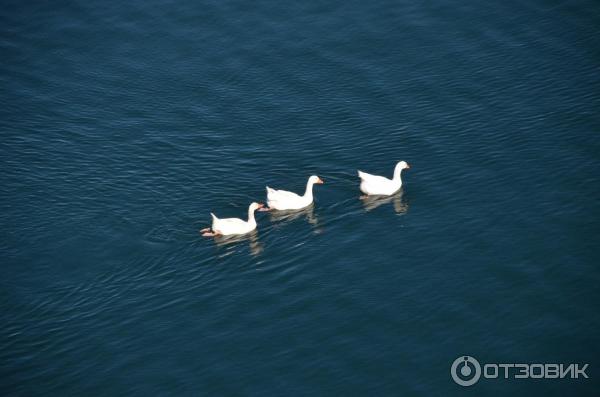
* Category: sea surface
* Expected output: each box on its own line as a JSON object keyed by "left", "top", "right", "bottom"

{"left": 1, "top": 0, "right": 599, "bottom": 395}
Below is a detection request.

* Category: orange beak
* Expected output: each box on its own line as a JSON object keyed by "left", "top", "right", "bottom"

{"left": 317, "top": 177, "right": 324, "bottom": 184}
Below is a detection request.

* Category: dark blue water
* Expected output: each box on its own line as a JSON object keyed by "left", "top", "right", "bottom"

{"left": 2, "top": 0, "right": 599, "bottom": 395}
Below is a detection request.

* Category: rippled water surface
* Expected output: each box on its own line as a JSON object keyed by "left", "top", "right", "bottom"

{"left": 2, "top": 0, "right": 599, "bottom": 395}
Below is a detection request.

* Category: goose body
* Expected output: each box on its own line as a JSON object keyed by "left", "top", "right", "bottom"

{"left": 358, "top": 161, "right": 410, "bottom": 196}
{"left": 266, "top": 175, "right": 324, "bottom": 210}
{"left": 201, "top": 202, "right": 263, "bottom": 236}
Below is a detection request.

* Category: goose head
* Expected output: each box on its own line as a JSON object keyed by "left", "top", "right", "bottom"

{"left": 396, "top": 161, "right": 410, "bottom": 170}
{"left": 249, "top": 202, "right": 265, "bottom": 212}
{"left": 308, "top": 175, "right": 324, "bottom": 185}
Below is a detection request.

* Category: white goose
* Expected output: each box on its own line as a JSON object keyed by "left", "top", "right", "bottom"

{"left": 201, "top": 202, "right": 264, "bottom": 237}
{"left": 358, "top": 161, "right": 410, "bottom": 196}
{"left": 265, "top": 175, "right": 324, "bottom": 210}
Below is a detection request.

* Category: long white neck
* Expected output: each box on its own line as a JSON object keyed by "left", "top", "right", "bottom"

{"left": 303, "top": 180, "right": 315, "bottom": 200}
{"left": 393, "top": 166, "right": 404, "bottom": 183}
{"left": 247, "top": 206, "right": 257, "bottom": 227}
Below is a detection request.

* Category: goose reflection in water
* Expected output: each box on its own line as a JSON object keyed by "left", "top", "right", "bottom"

{"left": 360, "top": 190, "right": 409, "bottom": 214}
{"left": 268, "top": 203, "right": 322, "bottom": 233}
{"left": 213, "top": 230, "right": 263, "bottom": 256}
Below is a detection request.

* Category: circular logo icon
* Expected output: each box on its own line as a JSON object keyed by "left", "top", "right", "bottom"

{"left": 451, "top": 356, "right": 481, "bottom": 386}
